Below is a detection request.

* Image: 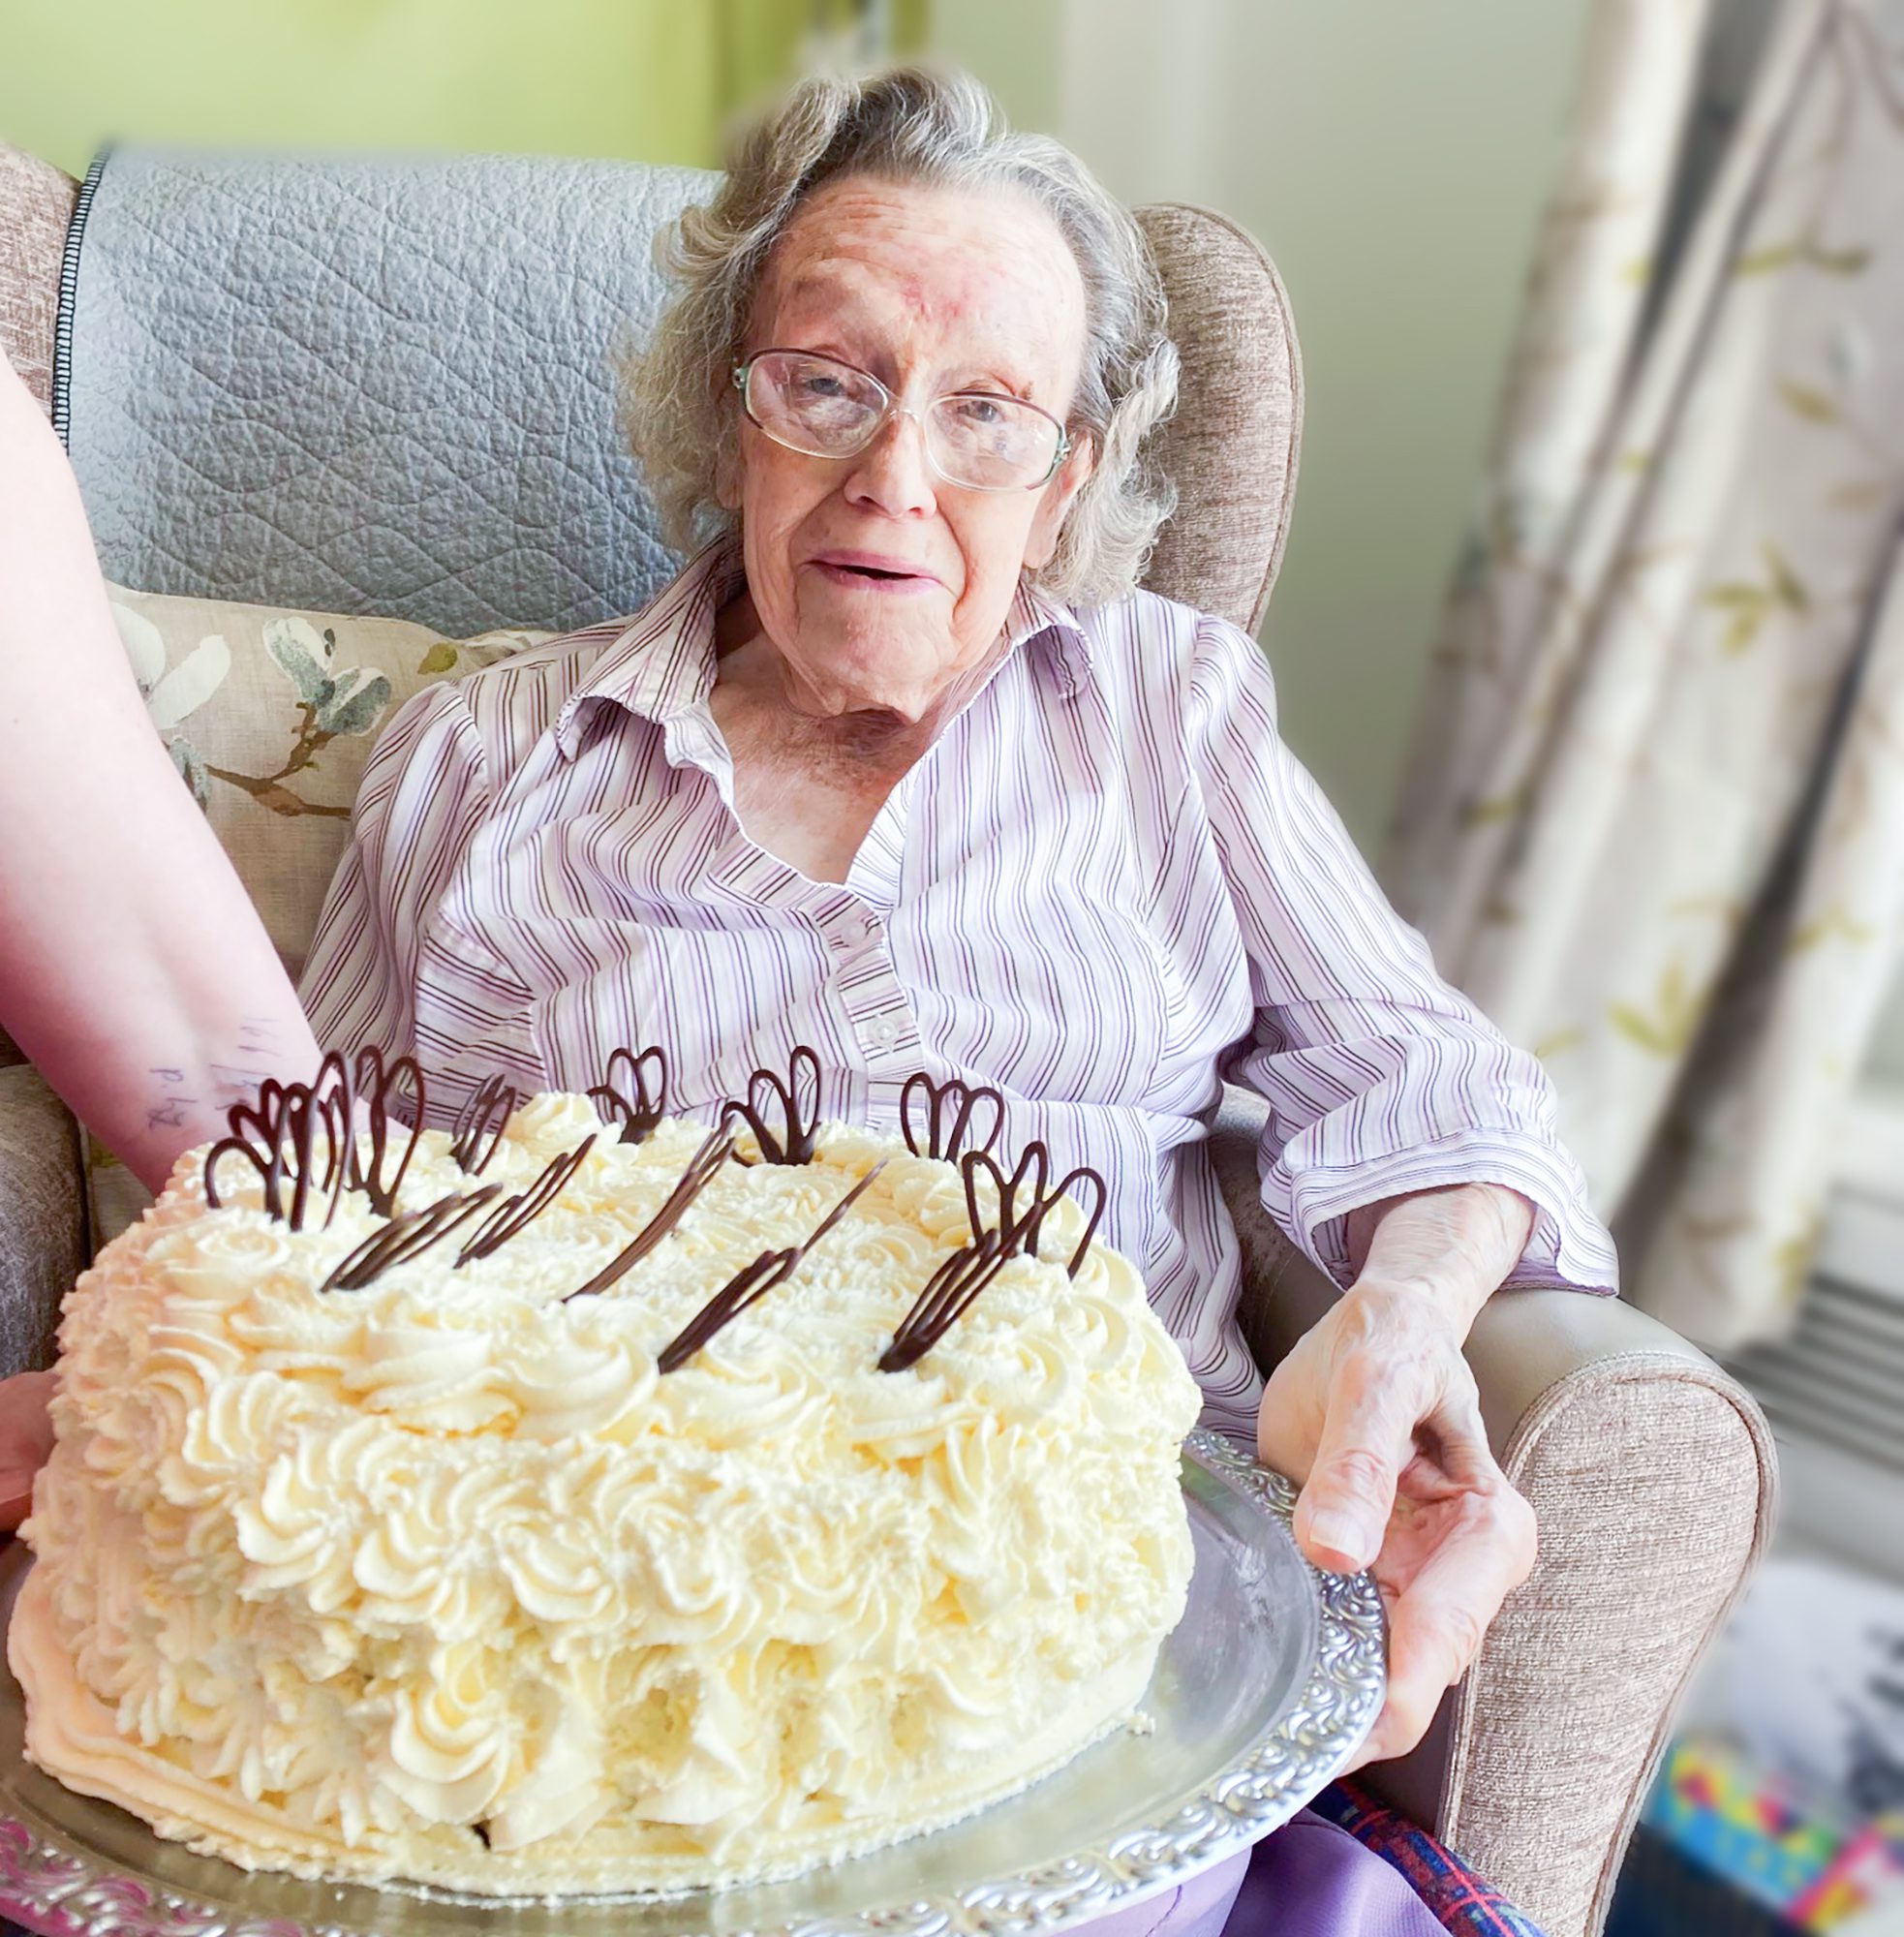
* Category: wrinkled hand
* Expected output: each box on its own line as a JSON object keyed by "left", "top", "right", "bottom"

{"left": 0, "top": 1369, "right": 57, "bottom": 1534}
{"left": 1256, "top": 1283, "right": 1535, "bottom": 1771}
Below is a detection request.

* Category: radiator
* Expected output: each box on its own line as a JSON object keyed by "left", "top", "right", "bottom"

{"left": 1725, "top": 1084, "right": 1904, "bottom": 1583}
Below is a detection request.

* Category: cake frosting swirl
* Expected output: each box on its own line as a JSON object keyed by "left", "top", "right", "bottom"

{"left": 10, "top": 1082, "right": 1203, "bottom": 1895}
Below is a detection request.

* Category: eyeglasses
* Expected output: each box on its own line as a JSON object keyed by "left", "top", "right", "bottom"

{"left": 732, "top": 349, "right": 1073, "bottom": 493}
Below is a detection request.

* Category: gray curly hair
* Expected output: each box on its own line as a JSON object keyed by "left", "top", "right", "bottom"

{"left": 618, "top": 65, "right": 1179, "bottom": 609}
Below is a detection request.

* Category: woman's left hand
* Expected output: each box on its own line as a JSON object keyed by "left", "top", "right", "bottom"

{"left": 1255, "top": 1279, "right": 1536, "bottom": 1771}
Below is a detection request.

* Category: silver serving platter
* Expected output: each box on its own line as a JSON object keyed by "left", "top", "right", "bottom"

{"left": 0, "top": 1430, "right": 1384, "bottom": 1937}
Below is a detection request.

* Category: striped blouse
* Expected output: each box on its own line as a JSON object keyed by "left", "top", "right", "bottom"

{"left": 298, "top": 538, "right": 1617, "bottom": 1442}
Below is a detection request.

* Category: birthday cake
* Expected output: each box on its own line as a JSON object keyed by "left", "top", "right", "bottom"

{"left": 9, "top": 1050, "right": 1203, "bottom": 1894}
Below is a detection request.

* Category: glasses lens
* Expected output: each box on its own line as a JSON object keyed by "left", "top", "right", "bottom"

{"left": 746, "top": 352, "right": 884, "bottom": 456}
{"left": 927, "top": 394, "right": 1063, "bottom": 490}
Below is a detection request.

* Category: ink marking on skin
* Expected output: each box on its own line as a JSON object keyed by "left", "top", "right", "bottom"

{"left": 146, "top": 1066, "right": 197, "bottom": 1134}
{"left": 209, "top": 1016, "right": 292, "bottom": 1111}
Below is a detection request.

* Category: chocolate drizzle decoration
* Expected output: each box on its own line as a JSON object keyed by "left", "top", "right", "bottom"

{"left": 203, "top": 1077, "right": 350, "bottom": 1231}
{"left": 453, "top": 1135, "right": 599, "bottom": 1267}
{"left": 562, "top": 1128, "right": 735, "bottom": 1304}
{"left": 204, "top": 1047, "right": 426, "bottom": 1228}
{"left": 204, "top": 1050, "right": 596, "bottom": 1292}
{"left": 318, "top": 1129, "right": 597, "bottom": 1295}
{"left": 878, "top": 1229, "right": 1019, "bottom": 1373}
{"left": 449, "top": 1075, "right": 519, "bottom": 1176}
{"left": 879, "top": 1143, "right": 1109, "bottom": 1372}
{"left": 589, "top": 1045, "right": 669, "bottom": 1147}
{"left": 321, "top": 1184, "right": 506, "bottom": 1293}
{"left": 721, "top": 1045, "right": 822, "bottom": 1164}
{"left": 964, "top": 1142, "right": 1044, "bottom": 1249}
{"left": 960, "top": 1146, "right": 1107, "bottom": 1276}
{"left": 900, "top": 1073, "right": 1004, "bottom": 1165}
{"left": 339, "top": 1047, "right": 428, "bottom": 1214}
{"left": 657, "top": 1163, "right": 884, "bottom": 1372}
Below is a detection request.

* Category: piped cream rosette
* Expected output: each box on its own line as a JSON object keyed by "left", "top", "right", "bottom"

{"left": 11, "top": 1091, "right": 1203, "bottom": 1894}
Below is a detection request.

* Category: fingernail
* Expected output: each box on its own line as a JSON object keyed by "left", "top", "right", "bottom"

{"left": 1306, "top": 1510, "right": 1369, "bottom": 1566}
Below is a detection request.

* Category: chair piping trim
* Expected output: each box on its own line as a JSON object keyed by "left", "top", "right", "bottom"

{"left": 51, "top": 144, "right": 113, "bottom": 454}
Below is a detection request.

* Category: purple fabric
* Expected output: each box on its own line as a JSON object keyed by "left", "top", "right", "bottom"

{"left": 1064, "top": 1814, "right": 1439, "bottom": 1937}
{"left": 1221, "top": 1813, "right": 1448, "bottom": 1934}
{"left": 1065, "top": 1783, "right": 1552, "bottom": 1937}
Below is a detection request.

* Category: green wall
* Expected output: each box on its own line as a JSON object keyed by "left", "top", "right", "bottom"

{"left": 4, "top": 0, "right": 1579, "bottom": 860}
{"left": 0, "top": 0, "right": 924, "bottom": 176}
{"left": 933, "top": 0, "right": 1592, "bottom": 855}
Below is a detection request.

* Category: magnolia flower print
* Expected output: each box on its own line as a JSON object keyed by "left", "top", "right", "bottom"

{"left": 109, "top": 602, "right": 396, "bottom": 820}
{"left": 263, "top": 616, "right": 392, "bottom": 741}
{"left": 109, "top": 599, "right": 231, "bottom": 810}
{"left": 223, "top": 615, "right": 396, "bottom": 817}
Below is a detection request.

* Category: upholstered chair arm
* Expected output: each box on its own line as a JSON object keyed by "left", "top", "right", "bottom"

{"left": 0, "top": 1061, "right": 85, "bottom": 1374}
{"left": 1211, "top": 1088, "right": 1777, "bottom": 1937}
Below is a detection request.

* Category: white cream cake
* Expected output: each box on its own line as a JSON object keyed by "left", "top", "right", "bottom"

{"left": 10, "top": 1066, "right": 1202, "bottom": 1895}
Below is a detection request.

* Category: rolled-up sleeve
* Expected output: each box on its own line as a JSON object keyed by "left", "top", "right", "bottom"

{"left": 1186, "top": 614, "right": 1618, "bottom": 1296}
{"left": 297, "top": 681, "right": 493, "bottom": 1064}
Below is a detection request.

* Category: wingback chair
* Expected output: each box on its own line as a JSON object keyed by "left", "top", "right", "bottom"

{"left": 0, "top": 138, "right": 1775, "bottom": 1937}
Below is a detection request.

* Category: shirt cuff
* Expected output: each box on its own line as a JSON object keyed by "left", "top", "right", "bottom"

{"left": 1267, "top": 1123, "right": 1621, "bottom": 1298}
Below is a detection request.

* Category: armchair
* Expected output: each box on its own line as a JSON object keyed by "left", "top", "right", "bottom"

{"left": 0, "top": 138, "right": 1773, "bottom": 1937}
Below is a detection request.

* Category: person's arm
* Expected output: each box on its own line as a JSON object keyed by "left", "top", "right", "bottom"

{"left": 1180, "top": 610, "right": 1613, "bottom": 1766}
{"left": 0, "top": 353, "right": 321, "bottom": 1193}
{"left": 1181, "top": 609, "right": 1617, "bottom": 1300}
{"left": 0, "top": 1370, "right": 56, "bottom": 1533}
{"left": 1342, "top": 1182, "right": 1536, "bottom": 1325}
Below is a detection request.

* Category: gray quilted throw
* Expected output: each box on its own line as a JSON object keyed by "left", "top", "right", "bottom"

{"left": 55, "top": 144, "right": 716, "bottom": 637}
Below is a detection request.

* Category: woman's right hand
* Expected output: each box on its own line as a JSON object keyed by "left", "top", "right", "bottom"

{"left": 0, "top": 1369, "right": 57, "bottom": 1533}
{"left": 1257, "top": 1278, "right": 1536, "bottom": 1769}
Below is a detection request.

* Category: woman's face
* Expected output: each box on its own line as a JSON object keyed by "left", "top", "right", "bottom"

{"left": 719, "top": 175, "right": 1093, "bottom": 723}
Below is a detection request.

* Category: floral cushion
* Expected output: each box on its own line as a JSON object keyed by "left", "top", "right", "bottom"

{"left": 85, "top": 586, "right": 552, "bottom": 1249}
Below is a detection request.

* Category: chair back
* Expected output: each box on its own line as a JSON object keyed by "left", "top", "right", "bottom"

{"left": 28, "top": 143, "right": 1300, "bottom": 635}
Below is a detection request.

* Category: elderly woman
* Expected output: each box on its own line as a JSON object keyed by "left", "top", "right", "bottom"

{"left": 293, "top": 66, "right": 1614, "bottom": 1937}
{"left": 0, "top": 61, "right": 1608, "bottom": 1937}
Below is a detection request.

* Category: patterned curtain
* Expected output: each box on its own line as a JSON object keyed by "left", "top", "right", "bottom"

{"left": 1384, "top": 0, "right": 1904, "bottom": 1348}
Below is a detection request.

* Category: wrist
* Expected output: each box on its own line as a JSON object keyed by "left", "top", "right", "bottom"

{"left": 1344, "top": 1181, "right": 1535, "bottom": 1339}
{"left": 1339, "top": 1273, "right": 1475, "bottom": 1344}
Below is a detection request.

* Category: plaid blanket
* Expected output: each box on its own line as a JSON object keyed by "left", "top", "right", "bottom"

{"left": 1307, "top": 1779, "right": 1551, "bottom": 1937}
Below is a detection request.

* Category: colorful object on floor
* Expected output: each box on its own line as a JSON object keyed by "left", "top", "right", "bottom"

{"left": 1606, "top": 1826, "right": 1807, "bottom": 1937}
{"left": 1643, "top": 1736, "right": 1874, "bottom": 1926}
{"left": 1788, "top": 1820, "right": 1904, "bottom": 1931}
{"left": 1310, "top": 1780, "right": 1550, "bottom": 1935}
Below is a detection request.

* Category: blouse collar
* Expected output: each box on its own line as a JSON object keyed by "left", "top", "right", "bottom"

{"left": 553, "top": 532, "right": 1093, "bottom": 760}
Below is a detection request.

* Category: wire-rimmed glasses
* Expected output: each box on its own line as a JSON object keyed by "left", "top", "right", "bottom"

{"left": 732, "top": 349, "right": 1072, "bottom": 493}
